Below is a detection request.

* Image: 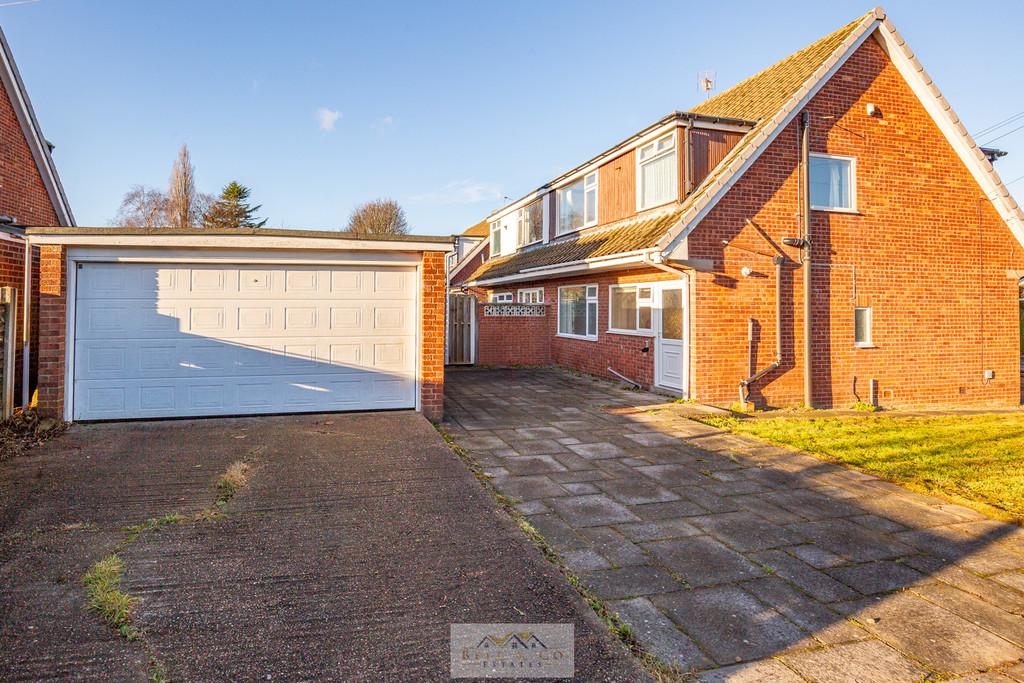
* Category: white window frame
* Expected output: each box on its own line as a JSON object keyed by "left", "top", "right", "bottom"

{"left": 491, "top": 291, "right": 513, "bottom": 303}
{"left": 607, "top": 283, "right": 655, "bottom": 336}
{"left": 557, "top": 284, "right": 599, "bottom": 341}
{"left": 489, "top": 221, "right": 501, "bottom": 258}
{"left": 854, "top": 306, "right": 873, "bottom": 348}
{"left": 809, "top": 153, "right": 857, "bottom": 213}
{"left": 517, "top": 198, "right": 544, "bottom": 247}
{"left": 556, "top": 172, "right": 599, "bottom": 237}
{"left": 517, "top": 287, "right": 544, "bottom": 304}
{"left": 636, "top": 132, "right": 678, "bottom": 211}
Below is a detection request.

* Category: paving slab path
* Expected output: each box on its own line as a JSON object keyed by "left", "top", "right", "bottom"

{"left": 1, "top": 411, "right": 646, "bottom": 682}
{"left": 446, "top": 368, "right": 1024, "bottom": 681}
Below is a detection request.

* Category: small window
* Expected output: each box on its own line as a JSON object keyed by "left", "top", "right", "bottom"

{"left": 638, "top": 133, "right": 678, "bottom": 210}
{"left": 491, "top": 292, "right": 513, "bottom": 303}
{"left": 558, "top": 285, "right": 598, "bottom": 340}
{"left": 518, "top": 198, "right": 544, "bottom": 245}
{"left": 609, "top": 285, "right": 653, "bottom": 333}
{"left": 518, "top": 287, "right": 544, "bottom": 304}
{"left": 489, "top": 221, "right": 501, "bottom": 257}
{"left": 557, "top": 172, "right": 598, "bottom": 235}
{"left": 854, "top": 307, "right": 872, "bottom": 347}
{"left": 810, "top": 154, "right": 855, "bottom": 211}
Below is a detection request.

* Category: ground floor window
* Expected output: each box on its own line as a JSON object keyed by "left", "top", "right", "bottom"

{"left": 518, "top": 287, "right": 544, "bottom": 304}
{"left": 557, "top": 285, "right": 598, "bottom": 340}
{"left": 609, "top": 284, "right": 653, "bottom": 333}
{"left": 490, "top": 291, "right": 513, "bottom": 303}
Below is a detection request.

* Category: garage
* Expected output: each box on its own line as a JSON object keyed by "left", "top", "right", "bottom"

{"left": 27, "top": 228, "right": 451, "bottom": 422}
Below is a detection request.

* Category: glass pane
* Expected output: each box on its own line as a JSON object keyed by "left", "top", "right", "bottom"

{"left": 586, "top": 301, "right": 597, "bottom": 337}
{"left": 584, "top": 188, "right": 597, "bottom": 224}
{"left": 584, "top": 172, "right": 597, "bottom": 188}
{"left": 559, "top": 287, "right": 585, "bottom": 336}
{"left": 660, "top": 288, "right": 683, "bottom": 340}
{"left": 526, "top": 198, "right": 544, "bottom": 242}
{"left": 611, "top": 287, "right": 637, "bottom": 330}
{"left": 558, "top": 181, "right": 585, "bottom": 234}
{"left": 640, "top": 151, "right": 677, "bottom": 208}
{"left": 638, "top": 305, "right": 652, "bottom": 330}
{"left": 854, "top": 307, "right": 871, "bottom": 344}
{"left": 638, "top": 287, "right": 652, "bottom": 301}
{"left": 809, "top": 156, "right": 851, "bottom": 209}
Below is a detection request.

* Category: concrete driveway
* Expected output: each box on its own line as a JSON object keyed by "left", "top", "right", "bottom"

{"left": 445, "top": 368, "right": 1024, "bottom": 681}
{"left": 0, "top": 411, "right": 647, "bottom": 681}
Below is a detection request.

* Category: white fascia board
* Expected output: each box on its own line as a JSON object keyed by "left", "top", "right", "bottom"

{"left": 873, "top": 20, "right": 1024, "bottom": 247}
{"left": 28, "top": 233, "right": 453, "bottom": 252}
{"left": 468, "top": 251, "right": 654, "bottom": 287}
{"left": 659, "top": 13, "right": 881, "bottom": 256}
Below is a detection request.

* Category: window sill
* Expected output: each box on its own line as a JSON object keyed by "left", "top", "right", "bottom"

{"left": 854, "top": 343, "right": 877, "bottom": 349}
{"left": 557, "top": 333, "right": 598, "bottom": 342}
{"left": 607, "top": 329, "right": 654, "bottom": 338}
{"left": 637, "top": 197, "right": 678, "bottom": 213}
{"left": 811, "top": 206, "right": 860, "bottom": 215}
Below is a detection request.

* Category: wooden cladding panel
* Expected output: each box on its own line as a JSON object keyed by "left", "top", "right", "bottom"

{"left": 688, "top": 128, "right": 744, "bottom": 192}
{"left": 597, "top": 149, "right": 635, "bottom": 226}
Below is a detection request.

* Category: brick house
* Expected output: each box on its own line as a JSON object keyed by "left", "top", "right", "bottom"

{"left": 0, "top": 26, "right": 75, "bottom": 407}
{"left": 455, "top": 8, "right": 1024, "bottom": 409}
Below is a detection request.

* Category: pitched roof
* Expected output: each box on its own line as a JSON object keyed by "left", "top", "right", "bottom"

{"left": 466, "top": 208, "right": 681, "bottom": 282}
{"left": 0, "top": 26, "right": 74, "bottom": 226}
{"left": 462, "top": 219, "right": 489, "bottom": 237}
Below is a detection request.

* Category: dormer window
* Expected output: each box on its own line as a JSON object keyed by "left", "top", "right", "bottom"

{"left": 557, "top": 172, "right": 598, "bottom": 236}
{"left": 518, "top": 198, "right": 544, "bottom": 246}
{"left": 637, "top": 133, "right": 677, "bottom": 210}
{"left": 489, "top": 221, "right": 501, "bottom": 257}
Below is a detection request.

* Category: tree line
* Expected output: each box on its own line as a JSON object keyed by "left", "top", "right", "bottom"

{"left": 113, "top": 144, "right": 409, "bottom": 236}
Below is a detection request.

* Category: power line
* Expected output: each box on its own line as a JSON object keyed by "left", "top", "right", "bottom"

{"left": 980, "top": 121, "right": 1024, "bottom": 146}
{"left": 974, "top": 110, "right": 1024, "bottom": 139}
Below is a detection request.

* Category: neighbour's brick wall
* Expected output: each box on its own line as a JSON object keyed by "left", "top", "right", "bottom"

{"left": 0, "top": 72, "right": 59, "bottom": 407}
{"left": 449, "top": 242, "right": 488, "bottom": 289}
{"left": 476, "top": 268, "right": 681, "bottom": 388}
{"left": 687, "top": 37, "right": 1024, "bottom": 408}
{"left": 419, "top": 251, "right": 446, "bottom": 421}
{"left": 37, "top": 245, "right": 65, "bottom": 418}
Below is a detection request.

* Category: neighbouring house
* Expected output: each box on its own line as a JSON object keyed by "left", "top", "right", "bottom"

{"left": 0, "top": 26, "right": 75, "bottom": 407}
{"left": 27, "top": 228, "right": 451, "bottom": 422}
{"left": 454, "top": 7, "right": 1024, "bottom": 409}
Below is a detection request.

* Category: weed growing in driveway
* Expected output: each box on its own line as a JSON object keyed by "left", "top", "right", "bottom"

{"left": 83, "top": 554, "right": 139, "bottom": 639}
{"left": 436, "top": 424, "right": 690, "bottom": 682}
{"left": 122, "top": 514, "right": 184, "bottom": 546}
{"left": 216, "top": 461, "right": 252, "bottom": 502}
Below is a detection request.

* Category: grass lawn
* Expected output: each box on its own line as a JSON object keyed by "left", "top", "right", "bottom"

{"left": 702, "top": 412, "right": 1024, "bottom": 522}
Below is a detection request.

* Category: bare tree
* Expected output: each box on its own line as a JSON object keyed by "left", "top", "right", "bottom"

{"left": 344, "top": 198, "right": 409, "bottom": 237}
{"left": 111, "top": 185, "right": 167, "bottom": 227}
{"left": 166, "top": 144, "right": 198, "bottom": 228}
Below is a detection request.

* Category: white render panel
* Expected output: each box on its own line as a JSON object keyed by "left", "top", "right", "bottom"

{"left": 72, "top": 262, "right": 417, "bottom": 419}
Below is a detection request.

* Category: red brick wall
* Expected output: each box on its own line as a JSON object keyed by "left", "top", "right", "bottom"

{"left": 687, "top": 37, "right": 1024, "bottom": 408}
{"left": 477, "top": 268, "right": 682, "bottom": 387}
{"left": 449, "top": 242, "right": 488, "bottom": 289}
{"left": 477, "top": 304, "right": 550, "bottom": 366}
{"left": 420, "top": 251, "right": 446, "bottom": 421}
{"left": 36, "top": 244, "right": 64, "bottom": 418}
{"left": 0, "top": 70, "right": 59, "bottom": 408}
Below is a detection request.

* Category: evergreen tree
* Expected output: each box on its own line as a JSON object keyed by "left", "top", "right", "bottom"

{"left": 203, "top": 181, "right": 267, "bottom": 229}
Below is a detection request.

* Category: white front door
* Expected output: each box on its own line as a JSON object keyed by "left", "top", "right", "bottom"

{"left": 655, "top": 283, "right": 686, "bottom": 394}
{"left": 72, "top": 262, "right": 418, "bottom": 420}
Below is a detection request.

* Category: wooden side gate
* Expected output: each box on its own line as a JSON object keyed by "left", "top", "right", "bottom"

{"left": 446, "top": 293, "right": 476, "bottom": 365}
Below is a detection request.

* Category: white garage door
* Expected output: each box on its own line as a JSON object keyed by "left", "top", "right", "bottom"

{"left": 72, "top": 262, "right": 418, "bottom": 420}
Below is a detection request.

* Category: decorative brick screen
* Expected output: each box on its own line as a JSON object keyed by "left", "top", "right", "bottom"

{"left": 483, "top": 303, "right": 546, "bottom": 317}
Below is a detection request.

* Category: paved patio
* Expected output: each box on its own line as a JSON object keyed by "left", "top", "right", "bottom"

{"left": 445, "top": 368, "right": 1024, "bottom": 681}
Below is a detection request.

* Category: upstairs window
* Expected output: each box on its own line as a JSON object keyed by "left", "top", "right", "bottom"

{"left": 557, "top": 285, "right": 598, "bottom": 340}
{"left": 489, "top": 221, "right": 501, "bottom": 257}
{"left": 609, "top": 285, "right": 653, "bottom": 333}
{"left": 638, "top": 133, "right": 677, "bottom": 210}
{"left": 810, "top": 153, "right": 855, "bottom": 212}
{"left": 518, "top": 198, "right": 544, "bottom": 246}
{"left": 557, "top": 172, "right": 598, "bottom": 235}
{"left": 854, "top": 306, "right": 873, "bottom": 347}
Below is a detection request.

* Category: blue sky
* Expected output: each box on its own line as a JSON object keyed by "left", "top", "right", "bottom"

{"left": 3, "top": 0, "right": 1023, "bottom": 235}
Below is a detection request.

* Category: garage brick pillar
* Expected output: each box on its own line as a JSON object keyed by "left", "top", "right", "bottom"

{"left": 419, "top": 251, "right": 445, "bottom": 421}
{"left": 37, "top": 245, "right": 66, "bottom": 419}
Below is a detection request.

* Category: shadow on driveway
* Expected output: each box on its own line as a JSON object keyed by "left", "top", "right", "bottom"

{"left": 0, "top": 411, "right": 647, "bottom": 681}
{"left": 445, "top": 368, "right": 1024, "bottom": 682}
